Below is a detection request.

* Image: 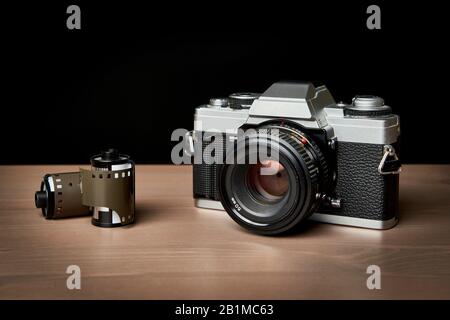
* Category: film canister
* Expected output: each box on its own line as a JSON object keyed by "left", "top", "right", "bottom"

{"left": 35, "top": 172, "right": 90, "bottom": 219}
{"left": 80, "top": 149, "right": 135, "bottom": 227}
{"left": 35, "top": 149, "right": 135, "bottom": 228}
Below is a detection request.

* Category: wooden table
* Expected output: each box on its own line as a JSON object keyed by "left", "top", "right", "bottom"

{"left": 0, "top": 165, "right": 449, "bottom": 299}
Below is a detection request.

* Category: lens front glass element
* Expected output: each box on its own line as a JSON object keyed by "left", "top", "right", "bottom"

{"left": 247, "top": 160, "right": 289, "bottom": 201}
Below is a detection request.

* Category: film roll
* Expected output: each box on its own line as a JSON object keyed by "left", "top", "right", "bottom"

{"left": 35, "top": 172, "right": 90, "bottom": 219}
{"left": 34, "top": 149, "right": 135, "bottom": 227}
{"left": 82, "top": 149, "right": 135, "bottom": 227}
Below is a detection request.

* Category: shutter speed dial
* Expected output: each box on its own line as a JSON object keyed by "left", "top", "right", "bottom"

{"left": 228, "top": 93, "right": 260, "bottom": 109}
{"left": 344, "top": 95, "right": 392, "bottom": 117}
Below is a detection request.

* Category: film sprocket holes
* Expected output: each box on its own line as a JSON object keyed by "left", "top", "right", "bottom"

{"left": 192, "top": 81, "right": 401, "bottom": 235}
{"left": 35, "top": 172, "right": 89, "bottom": 219}
{"left": 83, "top": 149, "right": 135, "bottom": 227}
{"left": 34, "top": 149, "right": 135, "bottom": 227}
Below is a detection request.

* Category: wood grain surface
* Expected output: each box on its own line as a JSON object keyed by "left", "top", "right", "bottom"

{"left": 0, "top": 165, "right": 449, "bottom": 299}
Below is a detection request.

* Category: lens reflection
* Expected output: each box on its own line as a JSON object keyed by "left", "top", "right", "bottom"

{"left": 247, "top": 160, "right": 289, "bottom": 201}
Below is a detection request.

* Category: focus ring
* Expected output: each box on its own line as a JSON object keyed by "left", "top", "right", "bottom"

{"left": 277, "top": 131, "right": 319, "bottom": 187}
{"left": 260, "top": 125, "right": 322, "bottom": 219}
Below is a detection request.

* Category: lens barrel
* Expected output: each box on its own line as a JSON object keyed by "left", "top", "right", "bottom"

{"left": 219, "top": 124, "right": 329, "bottom": 235}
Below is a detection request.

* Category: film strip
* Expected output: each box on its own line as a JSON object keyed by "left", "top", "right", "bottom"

{"left": 81, "top": 167, "right": 135, "bottom": 227}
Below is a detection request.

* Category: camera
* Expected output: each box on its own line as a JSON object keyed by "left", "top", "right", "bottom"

{"left": 191, "top": 82, "right": 401, "bottom": 235}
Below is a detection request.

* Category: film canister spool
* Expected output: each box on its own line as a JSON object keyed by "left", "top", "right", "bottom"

{"left": 80, "top": 149, "right": 135, "bottom": 228}
{"left": 35, "top": 172, "right": 90, "bottom": 219}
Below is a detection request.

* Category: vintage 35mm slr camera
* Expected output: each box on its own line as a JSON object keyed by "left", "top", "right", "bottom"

{"left": 191, "top": 82, "right": 401, "bottom": 235}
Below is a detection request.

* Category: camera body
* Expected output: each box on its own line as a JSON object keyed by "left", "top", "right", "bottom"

{"left": 192, "top": 82, "right": 401, "bottom": 234}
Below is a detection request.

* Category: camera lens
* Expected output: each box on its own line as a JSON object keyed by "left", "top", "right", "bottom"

{"left": 219, "top": 124, "right": 329, "bottom": 235}
{"left": 247, "top": 161, "right": 289, "bottom": 201}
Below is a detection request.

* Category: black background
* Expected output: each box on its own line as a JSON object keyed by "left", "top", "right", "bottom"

{"left": 2, "top": 1, "right": 449, "bottom": 164}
